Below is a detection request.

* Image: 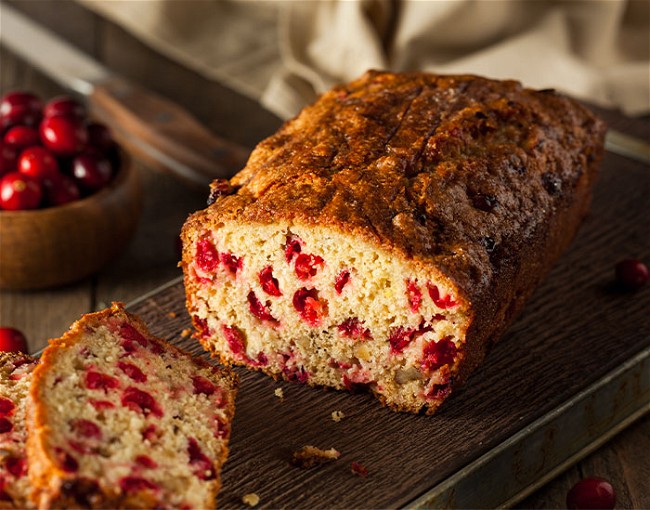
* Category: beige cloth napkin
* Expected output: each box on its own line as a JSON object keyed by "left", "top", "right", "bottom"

{"left": 80, "top": 0, "right": 649, "bottom": 120}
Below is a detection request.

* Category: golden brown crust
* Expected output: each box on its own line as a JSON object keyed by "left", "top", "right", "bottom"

{"left": 183, "top": 70, "right": 606, "bottom": 413}
{"left": 27, "top": 303, "right": 238, "bottom": 509}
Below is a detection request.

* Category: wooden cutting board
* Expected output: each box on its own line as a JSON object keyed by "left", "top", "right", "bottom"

{"left": 127, "top": 127, "right": 649, "bottom": 508}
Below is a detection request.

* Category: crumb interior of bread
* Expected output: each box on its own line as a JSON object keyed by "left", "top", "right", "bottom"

{"left": 38, "top": 322, "right": 230, "bottom": 508}
{"left": 187, "top": 223, "right": 469, "bottom": 412}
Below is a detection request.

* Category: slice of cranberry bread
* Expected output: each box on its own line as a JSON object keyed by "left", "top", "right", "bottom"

{"left": 0, "top": 352, "right": 37, "bottom": 509}
{"left": 27, "top": 303, "right": 238, "bottom": 509}
{"left": 181, "top": 70, "right": 606, "bottom": 415}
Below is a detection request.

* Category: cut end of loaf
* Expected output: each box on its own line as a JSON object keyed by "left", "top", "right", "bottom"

{"left": 183, "top": 222, "right": 471, "bottom": 414}
{"left": 0, "top": 352, "right": 37, "bottom": 508}
{"left": 28, "top": 303, "right": 236, "bottom": 509}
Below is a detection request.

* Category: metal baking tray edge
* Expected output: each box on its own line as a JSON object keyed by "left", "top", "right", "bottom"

{"left": 405, "top": 346, "right": 650, "bottom": 509}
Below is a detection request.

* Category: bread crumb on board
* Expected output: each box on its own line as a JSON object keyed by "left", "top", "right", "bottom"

{"left": 292, "top": 445, "right": 341, "bottom": 468}
{"left": 274, "top": 387, "right": 284, "bottom": 400}
{"left": 166, "top": 311, "right": 177, "bottom": 318}
{"left": 181, "top": 328, "right": 192, "bottom": 338}
{"left": 331, "top": 410, "right": 345, "bottom": 422}
{"left": 242, "top": 493, "right": 260, "bottom": 507}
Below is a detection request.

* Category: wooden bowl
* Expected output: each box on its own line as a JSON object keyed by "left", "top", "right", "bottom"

{"left": 0, "top": 154, "right": 142, "bottom": 290}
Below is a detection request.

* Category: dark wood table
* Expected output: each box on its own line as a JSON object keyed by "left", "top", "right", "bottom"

{"left": 1, "top": 2, "right": 648, "bottom": 507}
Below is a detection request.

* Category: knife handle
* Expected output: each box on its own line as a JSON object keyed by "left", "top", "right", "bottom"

{"left": 88, "top": 76, "right": 251, "bottom": 189}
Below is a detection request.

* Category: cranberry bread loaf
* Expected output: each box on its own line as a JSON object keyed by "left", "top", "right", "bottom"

{"left": 0, "top": 352, "right": 37, "bottom": 509}
{"left": 27, "top": 303, "right": 238, "bottom": 509}
{"left": 181, "top": 70, "right": 606, "bottom": 414}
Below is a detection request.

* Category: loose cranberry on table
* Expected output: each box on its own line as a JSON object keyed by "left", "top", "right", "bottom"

{"left": 43, "top": 96, "right": 85, "bottom": 120}
{"left": 566, "top": 477, "right": 616, "bottom": 510}
{"left": 615, "top": 259, "right": 648, "bottom": 291}
{"left": 0, "top": 172, "right": 42, "bottom": 210}
{"left": 0, "top": 327, "right": 28, "bottom": 353}
{"left": 0, "top": 91, "right": 42, "bottom": 130}
{"left": 4, "top": 125, "right": 40, "bottom": 152}
{"left": 39, "top": 114, "right": 88, "bottom": 156}
{"left": 18, "top": 146, "right": 59, "bottom": 181}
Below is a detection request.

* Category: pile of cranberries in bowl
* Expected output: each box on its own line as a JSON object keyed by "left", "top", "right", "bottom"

{"left": 0, "top": 90, "right": 120, "bottom": 211}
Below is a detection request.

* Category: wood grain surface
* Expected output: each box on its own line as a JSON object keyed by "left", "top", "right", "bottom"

{"left": 1, "top": 2, "right": 648, "bottom": 507}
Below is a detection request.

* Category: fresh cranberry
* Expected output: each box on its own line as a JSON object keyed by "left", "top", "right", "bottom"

{"left": 0, "top": 417, "right": 13, "bottom": 433}
{"left": 334, "top": 270, "right": 350, "bottom": 294}
{"left": 121, "top": 387, "right": 163, "bottom": 417}
{"left": 4, "top": 126, "right": 40, "bottom": 152}
{"left": 117, "top": 361, "right": 147, "bottom": 383}
{"left": 220, "top": 252, "right": 242, "bottom": 275}
{"left": 222, "top": 325, "right": 246, "bottom": 355}
{"left": 85, "top": 370, "right": 120, "bottom": 391}
{"left": 294, "top": 253, "right": 324, "bottom": 280}
{"left": 40, "top": 114, "right": 88, "bottom": 156}
{"left": 259, "top": 266, "right": 281, "bottom": 296}
{"left": 0, "top": 327, "right": 28, "bottom": 353}
{"left": 421, "top": 336, "right": 457, "bottom": 371}
{"left": 0, "top": 397, "right": 15, "bottom": 415}
{"left": 71, "top": 153, "right": 112, "bottom": 193}
{"left": 566, "top": 477, "right": 616, "bottom": 509}
{"left": 293, "top": 288, "right": 327, "bottom": 327}
{"left": 0, "top": 91, "right": 42, "bottom": 129}
{"left": 196, "top": 238, "right": 219, "bottom": 273}
{"left": 42, "top": 172, "right": 80, "bottom": 207}
{"left": 70, "top": 418, "right": 102, "bottom": 439}
{"left": 247, "top": 291, "right": 278, "bottom": 324}
{"left": 0, "top": 172, "right": 42, "bottom": 210}
{"left": 615, "top": 259, "right": 648, "bottom": 291}
{"left": 18, "top": 146, "right": 59, "bottom": 181}
{"left": 192, "top": 375, "right": 217, "bottom": 396}
{"left": 406, "top": 279, "right": 422, "bottom": 312}
{"left": 43, "top": 96, "right": 85, "bottom": 120}
{"left": 0, "top": 142, "right": 18, "bottom": 177}
{"left": 86, "top": 122, "right": 113, "bottom": 152}
{"left": 427, "top": 283, "right": 457, "bottom": 309}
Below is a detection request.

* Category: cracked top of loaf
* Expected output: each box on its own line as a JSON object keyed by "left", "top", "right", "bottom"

{"left": 189, "top": 70, "right": 606, "bottom": 301}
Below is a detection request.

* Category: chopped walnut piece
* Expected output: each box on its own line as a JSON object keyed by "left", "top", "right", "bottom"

{"left": 291, "top": 446, "right": 340, "bottom": 468}
{"left": 242, "top": 493, "right": 260, "bottom": 507}
{"left": 331, "top": 410, "right": 345, "bottom": 422}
